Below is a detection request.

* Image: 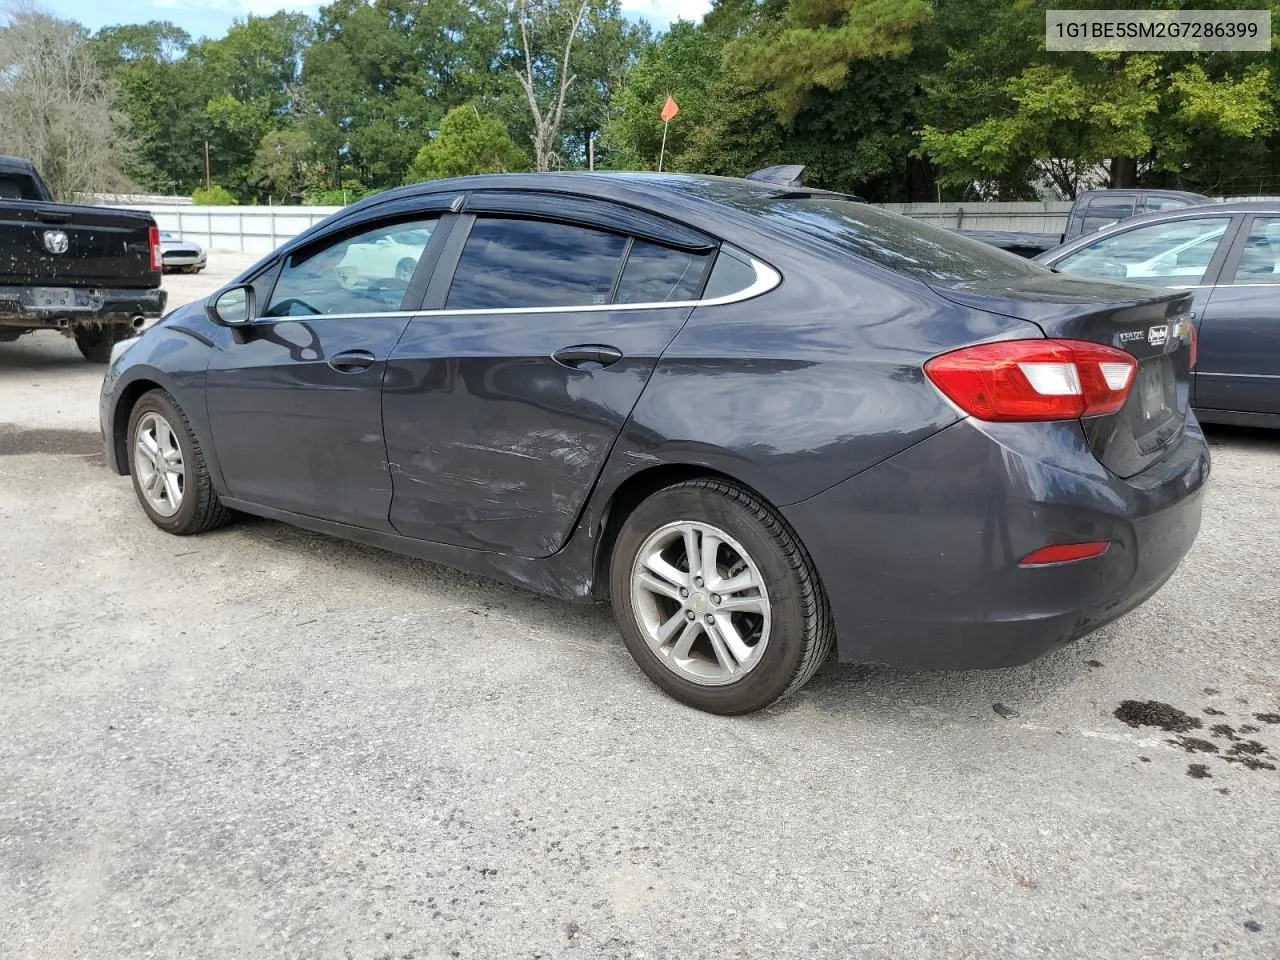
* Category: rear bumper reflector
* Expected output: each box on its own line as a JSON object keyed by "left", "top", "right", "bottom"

{"left": 1019, "top": 541, "right": 1111, "bottom": 566}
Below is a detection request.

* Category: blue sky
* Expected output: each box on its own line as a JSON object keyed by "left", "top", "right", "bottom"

{"left": 46, "top": 0, "right": 710, "bottom": 41}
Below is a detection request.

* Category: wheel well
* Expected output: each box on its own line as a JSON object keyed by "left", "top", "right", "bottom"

{"left": 111, "top": 379, "right": 162, "bottom": 475}
{"left": 590, "top": 464, "right": 766, "bottom": 601}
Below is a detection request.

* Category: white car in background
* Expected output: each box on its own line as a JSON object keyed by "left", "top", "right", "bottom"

{"left": 158, "top": 232, "right": 207, "bottom": 274}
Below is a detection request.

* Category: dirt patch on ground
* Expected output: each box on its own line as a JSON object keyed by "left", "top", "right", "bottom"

{"left": 0, "top": 425, "right": 102, "bottom": 458}
{"left": 1115, "top": 701, "right": 1203, "bottom": 733}
{"left": 1169, "top": 736, "right": 1219, "bottom": 754}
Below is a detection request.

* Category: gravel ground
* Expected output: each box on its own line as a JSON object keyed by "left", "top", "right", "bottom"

{"left": 1, "top": 254, "right": 1279, "bottom": 959}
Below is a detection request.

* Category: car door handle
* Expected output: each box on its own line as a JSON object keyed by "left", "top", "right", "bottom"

{"left": 552, "top": 344, "right": 624, "bottom": 371}
{"left": 328, "top": 349, "right": 376, "bottom": 373}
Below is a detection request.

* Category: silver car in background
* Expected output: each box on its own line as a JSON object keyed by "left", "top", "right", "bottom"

{"left": 158, "top": 231, "right": 206, "bottom": 274}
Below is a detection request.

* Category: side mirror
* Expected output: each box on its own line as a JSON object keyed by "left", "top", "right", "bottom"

{"left": 207, "top": 284, "right": 256, "bottom": 327}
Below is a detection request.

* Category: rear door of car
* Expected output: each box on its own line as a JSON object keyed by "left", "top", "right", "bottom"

{"left": 1194, "top": 214, "right": 1280, "bottom": 415}
{"left": 205, "top": 203, "right": 454, "bottom": 529}
{"left": 382, "top": 192, "right": 716, "bottom": 557}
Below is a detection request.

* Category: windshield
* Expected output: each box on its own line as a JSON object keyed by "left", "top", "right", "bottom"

{"left": 719, "top": 193, "right": 1048, "bottom": 286}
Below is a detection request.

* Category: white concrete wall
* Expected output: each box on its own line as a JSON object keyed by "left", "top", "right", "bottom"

{"left": 879, "top": 201, "right": 1073, "bottom": 234}
{"left": 112, "top": 200, "right": 1076, "bottom": 254}
{"left": 113, "top": 204, "right": 342, "bottom": 254}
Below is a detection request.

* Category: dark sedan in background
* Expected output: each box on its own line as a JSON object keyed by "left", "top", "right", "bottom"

{"left": 100, "top": 173, "right": 1208, "bottom": 713}
{"left": 1038, "top": 200, "right": 1280, "bottom": 428}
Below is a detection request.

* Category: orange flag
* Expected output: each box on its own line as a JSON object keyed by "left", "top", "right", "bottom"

{"left": 660, "top": 95, "right": 679, "bottom": 123}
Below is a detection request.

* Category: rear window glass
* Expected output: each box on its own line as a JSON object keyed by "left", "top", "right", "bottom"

{"left": 0, "top": 173, "right": 43, "bottom": 201}
{"left": 447, "top": 217, "right": 628, "bottom": 309}
{"left": 616, "top": 240, "right": 708, "bottom": 304}
{"left": 716, "top": 195, "right": 1045, "bottom": 286}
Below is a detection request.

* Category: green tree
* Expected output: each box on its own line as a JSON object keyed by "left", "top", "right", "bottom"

{"left": 405, "top": 106, "right": 529, "bottom": 182}
{"left": 602, "top": 20, "right": 719, "bottom": 169}
{"left": 192, "top": 184, "right": 237, "bottom": 204}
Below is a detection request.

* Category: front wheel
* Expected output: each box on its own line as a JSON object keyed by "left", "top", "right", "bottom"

{"left": 127, "top": 389, "right": 233, "bottom": 535}
{"left": 610, "top": 479, "right": 833, "bottom": 714}
{"left": 74, "top": 324, "right": 134, "bottom": 363}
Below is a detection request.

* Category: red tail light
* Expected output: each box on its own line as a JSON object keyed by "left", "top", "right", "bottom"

{"left": 924, "top": 339, "right": 1138, "bottom": 422}
{"left": 1188, "top": 322, "right": 1198, "bottom": 370}
{"left": 1020, "top": 541, "right": 1111, "bottom": 566}
{"left": 148, "top": 225, "right": 162, "bottom": 272}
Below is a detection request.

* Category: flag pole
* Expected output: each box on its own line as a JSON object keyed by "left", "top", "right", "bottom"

{"left": 658, "top": 120, "right": 670, "bottom": 173}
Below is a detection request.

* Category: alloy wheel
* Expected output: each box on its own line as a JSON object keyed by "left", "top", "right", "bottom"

{"left": 133, "top": 411, "right": 185, "bottom": 518}
{"left": 629, "top": 520, "right": 772, "bottom": 686}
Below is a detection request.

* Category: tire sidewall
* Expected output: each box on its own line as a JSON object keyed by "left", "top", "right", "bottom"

{"left": 610, "top": 485, "right": 810, "bottom": 714}
{"left": 127, "top": 392, "right": 201, "bottom": 534}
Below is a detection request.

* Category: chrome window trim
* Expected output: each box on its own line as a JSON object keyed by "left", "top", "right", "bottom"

{"left": 255, "top": 256, "right": 780, "bottom": 323}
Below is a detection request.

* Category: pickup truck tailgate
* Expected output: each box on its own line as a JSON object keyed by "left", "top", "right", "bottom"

{"left": 0, "top": 201, "right": 159, "bottom": 288}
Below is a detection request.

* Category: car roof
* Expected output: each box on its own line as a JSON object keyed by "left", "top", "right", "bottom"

{"left": 1077, "top": 188, "right": 1210, "bottom": 202}
{"left": 283, "top": 172, "right": 856, "bottom": 263}
{"left": 0, "top": 155, "right": 39, "bottom": 177}
{"left": 344, "top": 171, "right": 845, "bottom": 219}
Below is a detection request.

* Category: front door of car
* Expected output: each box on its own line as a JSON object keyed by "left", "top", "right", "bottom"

{"left": 205, "top": 214, "right": 444, "bottom": 530}
{"left": 383, "top": 210, "right": 714, "bottom": 557}
{"left": 1195, "top": 214, "right": 1280, "bottom": 415}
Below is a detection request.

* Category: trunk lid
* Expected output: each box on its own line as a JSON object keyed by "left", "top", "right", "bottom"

{"left": 0, "top": 201, "right": 159, "bottom": 288}
{"left": 931, "top": 274, "right": 1194, "bottom": 478}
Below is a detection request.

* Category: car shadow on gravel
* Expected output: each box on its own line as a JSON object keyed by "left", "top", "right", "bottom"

{"left": 220, "top": 511, "right": 1113, "bottom": 724}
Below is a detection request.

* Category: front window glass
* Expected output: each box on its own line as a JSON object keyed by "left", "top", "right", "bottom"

{"left": 265, "top": 217, "right": 438, "bottom": 317}
{"left": 1056, "top": 217, "right": 1231, "bottom": 285}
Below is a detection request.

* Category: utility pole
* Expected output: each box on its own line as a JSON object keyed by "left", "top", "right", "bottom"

{"left": 203, "top": 141, "right": 211, "bottom": 191}
{"left": 588, "top": 134, "right": 595, "bottom": 172}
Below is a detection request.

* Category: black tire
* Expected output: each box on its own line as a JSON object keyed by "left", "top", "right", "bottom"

{"left": 609, "top": 478, "right": 833, "bottom": 714}
{"left": 126, "top": 389, "right": 233, "bottom": 536}
{"left": 395, "top": 257, "right": 417, "bottom": 282}
{"left": 75, "top": 324, "right": 134, "bottom": 363}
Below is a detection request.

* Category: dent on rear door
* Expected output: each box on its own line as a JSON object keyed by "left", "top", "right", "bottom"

{"left": 381, "top": 305, "right": 694, "bottom": 557}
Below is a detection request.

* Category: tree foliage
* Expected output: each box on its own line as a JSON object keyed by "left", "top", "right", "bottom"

{"left": 13, "top": 0, "right": 1269, "bottom": 205}
{"left": 0, "top": 5, "right": 133, "bottom": 199}
{"left": 405, "top": 106, "right": 529, "bottom": 182}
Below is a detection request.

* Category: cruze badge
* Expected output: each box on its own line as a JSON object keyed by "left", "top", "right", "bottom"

{"left": 1147, "top": 324, "right": 1168, "bottom": 347}
{"left": 42, "top": 230, "right": 69, "bottom": 254}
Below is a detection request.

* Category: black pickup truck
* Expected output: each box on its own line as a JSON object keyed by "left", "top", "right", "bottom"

{"left": 1, "top": 155, "right": 166, "bottom": 361}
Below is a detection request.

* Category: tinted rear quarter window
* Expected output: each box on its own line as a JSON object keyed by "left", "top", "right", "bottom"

{"left": 702, "top": 252, "right": 757, "bottom": 299}
{"left": 447, "top": 217, "right": 628, "bottom": 309}
{"left": 615, "top": 240, "right": 708, "bottom": 303}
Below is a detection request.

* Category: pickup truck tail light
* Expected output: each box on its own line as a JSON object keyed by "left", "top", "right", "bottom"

{"left": 148, "top": 225, "right": 162, "bottom": 272}
{"left": 924, "top": 339, "right": 1138, "bottom": 422}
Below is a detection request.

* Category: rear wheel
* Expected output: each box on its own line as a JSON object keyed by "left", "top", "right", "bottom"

{"left": 127, "top": 389, "right": 232, "bottom": 535}
{"left": 395, "top": 257, "right": 417, "bottom": 282}
{"left": 610, "top": 478, "right": 833, "bottom": 714}
{"left": 75, "top": 324, "right": 133, "bottom": 363}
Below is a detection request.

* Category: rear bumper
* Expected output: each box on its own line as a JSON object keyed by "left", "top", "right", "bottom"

{"left": 0, "top": 286, "right": 166, "bottom": 328}
{"left": 783, "top": 416, "right": 1210, "bottom": 669}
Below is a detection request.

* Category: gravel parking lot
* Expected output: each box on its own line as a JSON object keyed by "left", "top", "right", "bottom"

{"left": 2, "top": 253, "right": 1278, "bottom": 959}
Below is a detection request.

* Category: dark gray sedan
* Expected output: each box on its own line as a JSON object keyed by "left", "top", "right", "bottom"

{"left": 1037, "top": 201, "right": 1280, "bottom": 428}
{"left": 100, "top": 173, "right": 1208, "bottom": 713}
